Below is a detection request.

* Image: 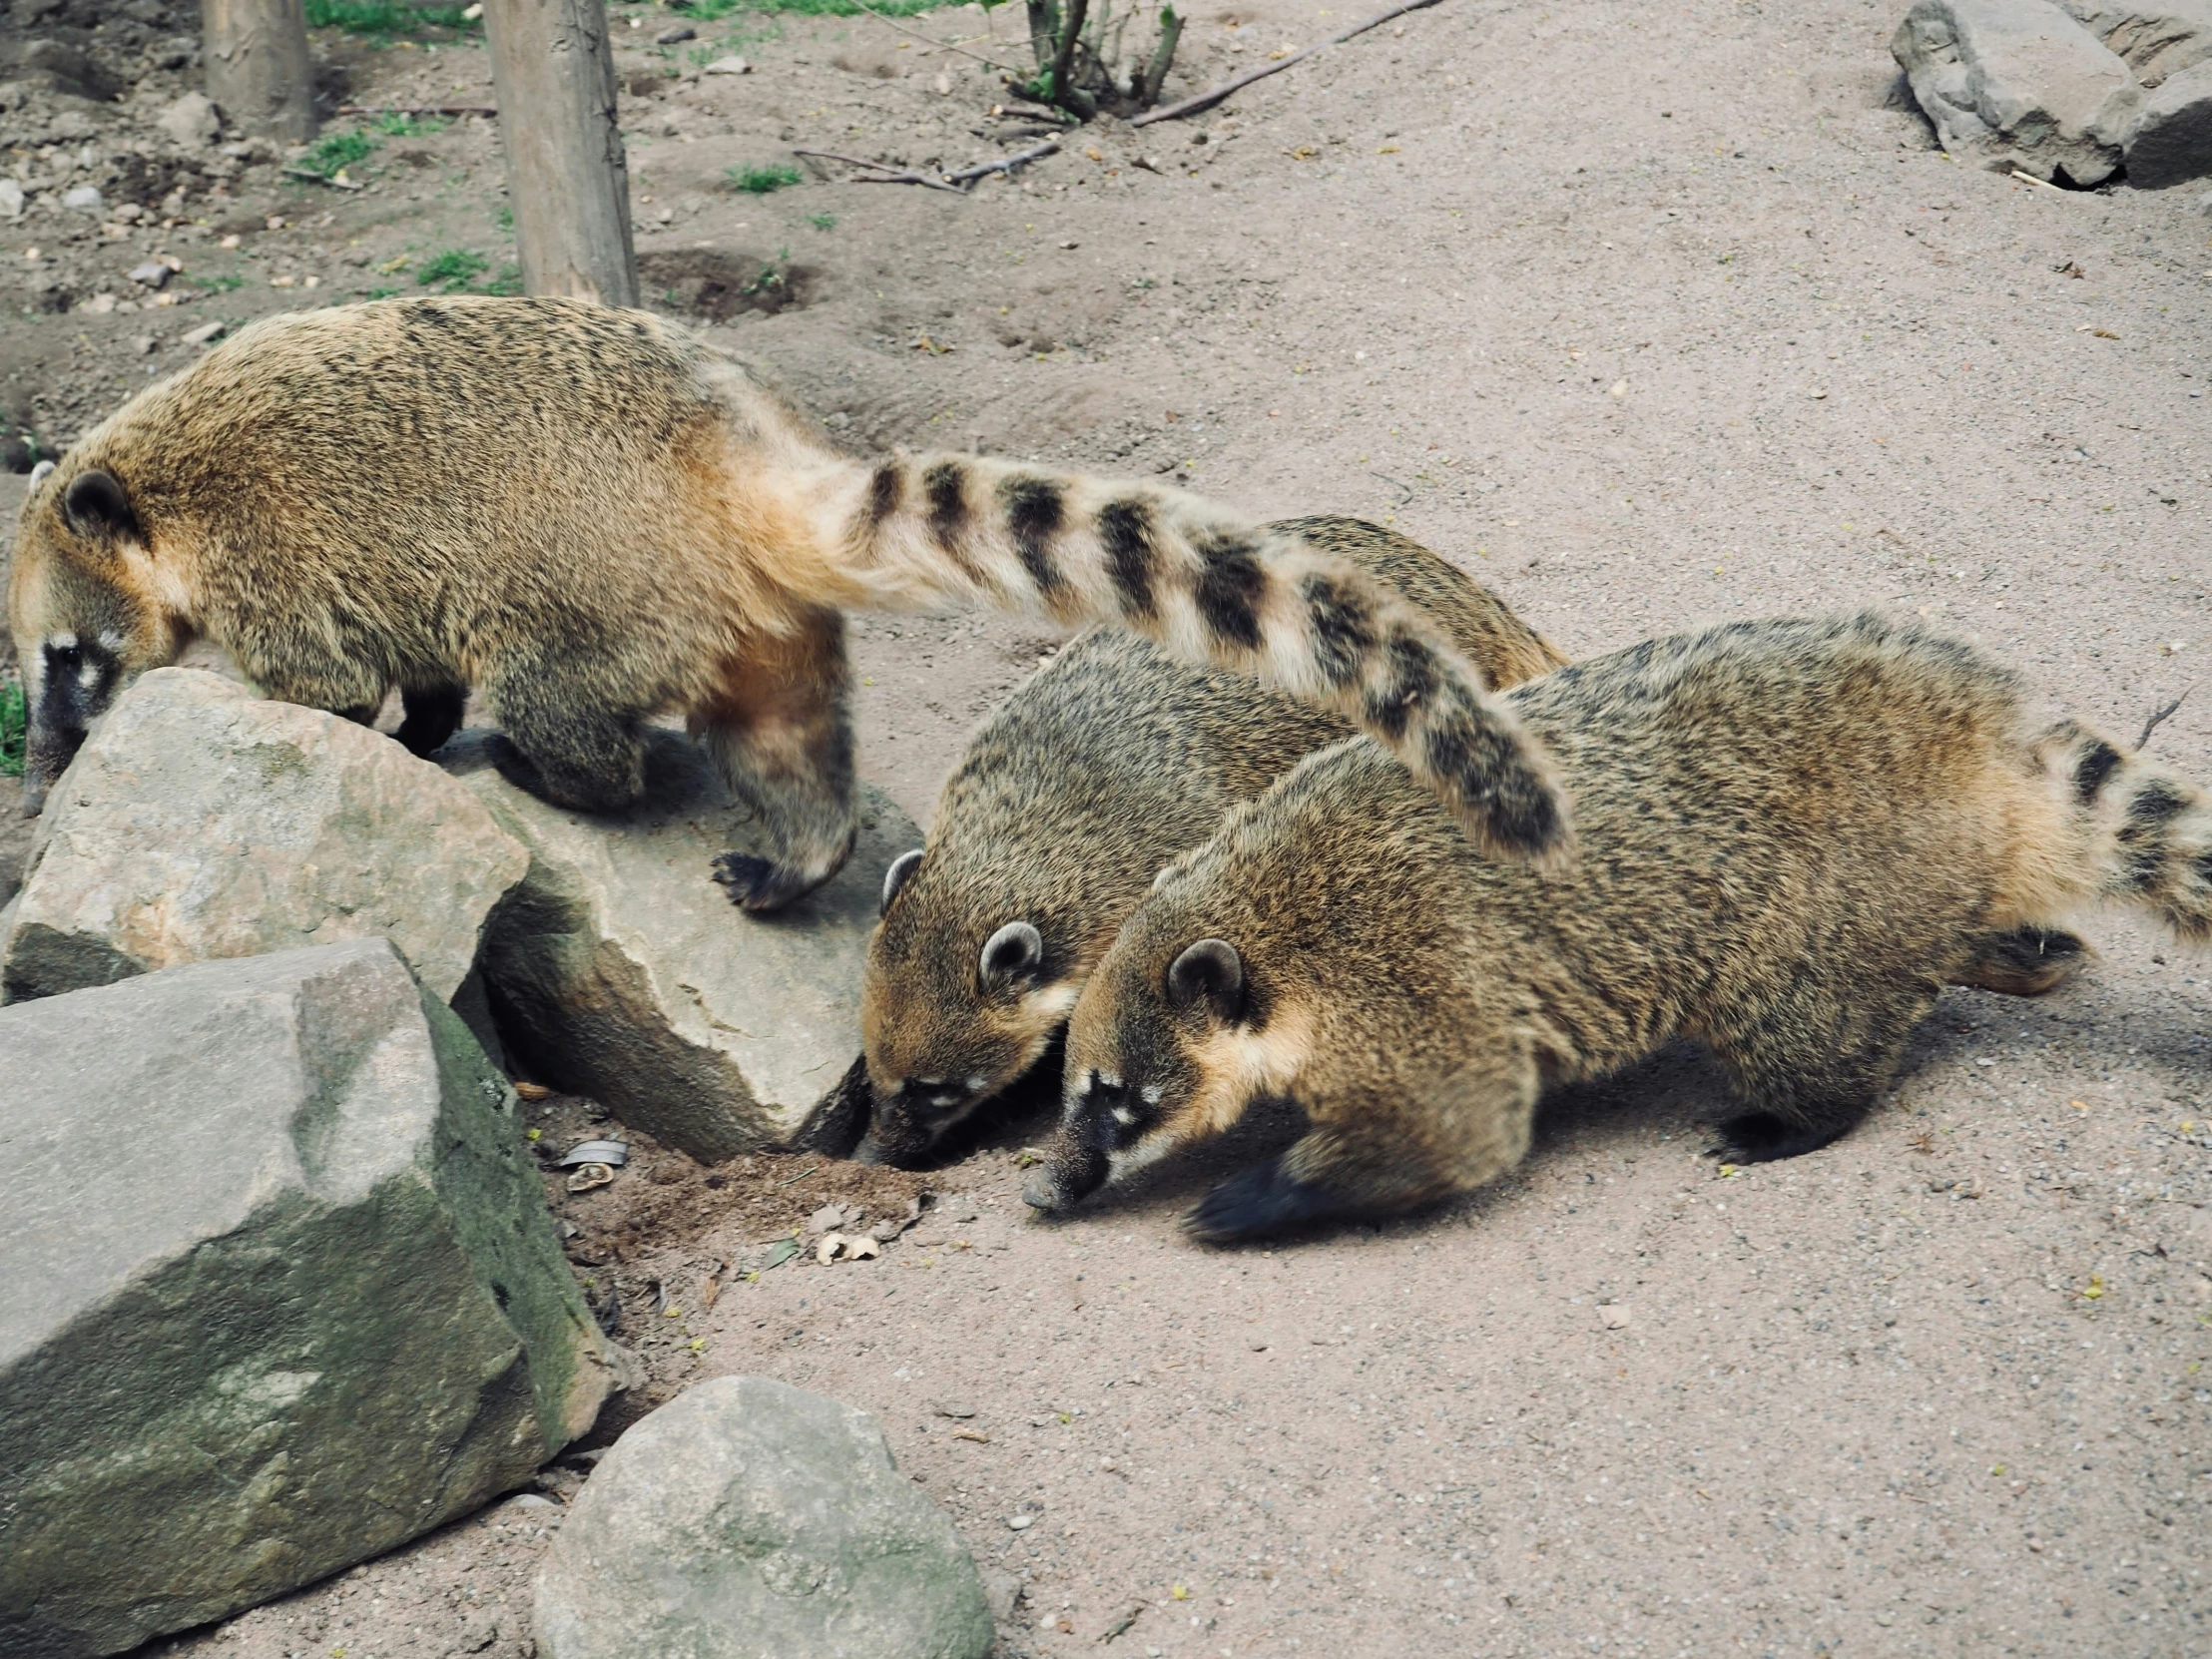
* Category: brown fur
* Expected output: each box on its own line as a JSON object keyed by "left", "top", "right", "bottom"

{"left": 7, "top": 298, "right": 1568, "bottom": 907}
{"left": 1030, "top": 614, "right": 2211, "bottom": 1240}
{"left": 840, "top": 519, "right": 1567, "bottom": 1165}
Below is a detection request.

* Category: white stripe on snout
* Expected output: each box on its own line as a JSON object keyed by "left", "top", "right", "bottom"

{"left": 1141, "top": 1083, "right": 1164, "bottom": 1105}
{"left": 1106, "top": 1134, "right": 1173, "bottom": 1183}
{"left": 1110, "top": 1106, "right": 1133, "bottom": 1126}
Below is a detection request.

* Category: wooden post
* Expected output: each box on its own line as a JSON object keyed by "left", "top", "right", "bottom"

{"left": 482, "top": 0, "right": 639, "bottom": 308}
{"left": 204, "top": 0, "right": 316, "bottom": 144}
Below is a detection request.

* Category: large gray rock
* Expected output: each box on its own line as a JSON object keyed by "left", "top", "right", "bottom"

{"left": 535, "top": 1376, "right": 993, "bottom": 1659}
{"left": 0, "top": 940, "right": 618, "bottom": 1658}
{"left": 445, "top": 731, "right": 918, "bottom": 1163}
{"left": 1, "top": 668, "right": 527, "bottom": 1008}
{"left": 2122, "top": 55, "right": 2212, "bottom": 178}
{"left": 1894, "top": 0, "right": 2141, "bottom": 183}
{"left": 2060, "top": 0, "right": 2212, "bottom": 85}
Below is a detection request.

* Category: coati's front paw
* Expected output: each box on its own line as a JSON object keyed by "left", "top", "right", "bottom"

{"left": 1712, "top": 1110, "right": 1850, "bottom": 1165}
{"left": 711, "top": 851, "right": 824, "bottom": 912}
{"left": 1187, "top": 1158, "right": 1330, "bottom": 1243}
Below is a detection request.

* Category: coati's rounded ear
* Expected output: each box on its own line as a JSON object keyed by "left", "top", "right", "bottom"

{"left": 880, "top": 847, "right": 923, "bottom": 916}
{"left": 62, "top": 469, "right": 140, "bottom": 543}
{"left": 979, "top": 920, "right": 1043, "bottom": 988}
{"left": 1167, "top": 938, "right": 1244, "bottom": 1022}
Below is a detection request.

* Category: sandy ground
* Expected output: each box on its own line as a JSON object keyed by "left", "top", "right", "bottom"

{"left": 2, "top": 0, "right": 2208, "bottom": 1654}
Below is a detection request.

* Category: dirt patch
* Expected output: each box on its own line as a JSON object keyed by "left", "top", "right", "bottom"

{"left": 638, "top": 247, "right": 818, "bottom": 318}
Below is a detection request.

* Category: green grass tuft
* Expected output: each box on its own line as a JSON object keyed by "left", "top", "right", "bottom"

{"left": 300, "top": 130, "right": 378, "bottom": 179}
{"left": 305, "top": 0, "right": 481, "bottom": 36}
{"left": 684, "top": 0, "right": 958, "bottom": 16}
{"left": 0, "top": 676, "right": 24, "bottom": 780}
{"left": 418, "top": 248, "right": 490, "bottom": 290}
{"left": 806, "top": 211, "right": 836, "bottom": 230}
{"left": 729, "top": 162, "right": 803, "bottom": 195}
{"left": 197, "top": 274, "right": 247, "bottom": 292}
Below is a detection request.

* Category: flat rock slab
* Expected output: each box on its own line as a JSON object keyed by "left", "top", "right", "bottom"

{"left": 0, "top": 940, "right": 616, "bottom": 1658}
{"left": 1894, "top": 0, "right": 2140, "bottom": 183}
{"left": 2060, "top": 0, "right": 2212, "bottom": 85}
{"left": 445, "top": 730, "right": 919, "bottom": 1163}
{"left": 0, "top": 668, "right": 527, "bottom": 1007}
{"left": 535, "top": 1376, "right": 993, "bottom": 1659}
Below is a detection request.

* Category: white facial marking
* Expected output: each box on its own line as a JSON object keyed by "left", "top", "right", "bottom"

{"left": 1140, "top": 1083, "right": 1164, "bottom": 1105}
{"left": 1110, "top": 1105, "right": 1134, "bottom": 1126}
{"left": 1106, "top": 1134, "right": 1173, "bottom": 1183}
{"left": 50, "top": 631, "right": 77, "bottom": 652}
{"left": 965, "top": 1075, "right": 988, "bottom": 1096}
{"left": 1097, "top": 1071, "right": 1122, "bottom": 1091}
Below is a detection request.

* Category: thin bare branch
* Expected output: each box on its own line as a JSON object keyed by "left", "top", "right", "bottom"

{"left": 1132, "top": 0, "right": 1443, "bottom": 126}
{"left": 338, "top": 103, "right": 497, "bottom": 117}
{"left": 942, "top": 139, "right": 1061, "bottom": 184}
{"left": 793, "top": 148, "right": 966, "bottom": 192}
{"left": 2137, "top": 686, "right": 2194, "bottom": 751}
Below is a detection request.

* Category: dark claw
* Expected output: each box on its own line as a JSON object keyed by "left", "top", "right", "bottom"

{"left": 711, "top": 852, "right": 779, "bottom": 908}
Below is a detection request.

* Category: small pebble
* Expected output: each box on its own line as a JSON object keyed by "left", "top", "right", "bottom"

{"left": 656, "top": 24, "right": 696, "bottom": 42}
{"left": 1007, "top": 1513, "right": 1035, "bottom": 1531}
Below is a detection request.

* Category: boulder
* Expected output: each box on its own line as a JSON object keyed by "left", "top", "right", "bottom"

{"left": 0, "top": 940, "right": 618, "bottom": 1658}
{"left": 534, "top": 1376, "right": 993, "bottom": 1659}
{"left": 155, "top": 90, "right": 221, "bottom": 148}
{"left": 1893, "top": 0, "right": 2141, "bottom": 183}
{"left": 0, "top": 669, "right": 527, "bottom": 1011}
{"left": 2059, "top": 0, "right": 2212, "bottom": 85}
{"left": 445, "top": 730, "right": 918, "bottom": 1163}
{"left": 2122, "top": 55, "right": 2212, "bottom": 178}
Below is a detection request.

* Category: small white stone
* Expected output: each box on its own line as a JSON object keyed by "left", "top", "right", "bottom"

{"left": 0, "top": 180, "right": 22, "bottom": 220}
{"left": 181, "top": 319, "right": 227, "bottom": 347}
{"left": 704, "top": 55, "right": 751, "bottom": 74}
{"left": 61, "top": 185, "right": 104, "bottom": 214}
{"left": 1006, "top": 1513, "right": 1035, "bottom": 1530}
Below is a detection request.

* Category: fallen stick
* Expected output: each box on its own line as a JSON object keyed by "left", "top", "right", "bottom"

{"left": 942, "top": 138, "right": 1060, "bottom": 184}
{"left": 794, "top": 147, "right": 966, "bottom": 193}
{"left": 281, "top": 167, "right": 365, "bottom": 190}
{"left": 337, "top": 103, "right": 498, "bottom": 117}
{"left": 2137, "top": 685, "right": 2192, "bottom": 751}
{"left": 796, "top": 142, "right": 1059, "bottom": 192}
{"left": 1132, "top": 0, "right": 1442, "bottom": 127}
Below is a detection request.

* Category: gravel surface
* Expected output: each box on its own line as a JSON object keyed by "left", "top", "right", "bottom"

{"left": 0, "top": 0, "right": 2205, "bottom": 1655}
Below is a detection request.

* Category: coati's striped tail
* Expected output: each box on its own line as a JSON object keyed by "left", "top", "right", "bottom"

{"left": 2039, "top": 721, "right": 2212, "bottom": 944}
{"left": 827, "top": 451, "right": 1572, "bottom": 862}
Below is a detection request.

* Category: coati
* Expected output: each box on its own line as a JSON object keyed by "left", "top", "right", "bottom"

{"left": 1022, "top": 613, "right": 2199, "bottom": 1241}
{"left": 7, "top": 297, "right": 1567, "bottom": 911}
{"left": 837, "top": 555, "right": 2088, "bottom": 1167}
{"left": 842, "top": 518, "right": 1569, "bottom": 1166}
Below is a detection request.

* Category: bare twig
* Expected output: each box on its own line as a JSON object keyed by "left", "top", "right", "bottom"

{"left": 796, "top": 141, "right": 1060, "bottom": 192}
{"left": 841, "top": 0, "right": 1029, "bottom": 72}
{"left": 282, "top": 167, "right": 365, "bottom": 190}
{"left": 337, "top": 103, "right": 497, "bottom": 117}
{"left": 793, "top": 148, "right": 966, "bottom": 192}
{"left": 942, "top": 138, "right": 1061, "bottom": 184}
{"left": 2137, "top": 685, "right": 2193, "bottom": 751}
{"left": 1132, "top": 0, "right": 1443, "bottom": 126}
{"left": 2008, "top": 169, "right": 2065, "bottom": 193}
